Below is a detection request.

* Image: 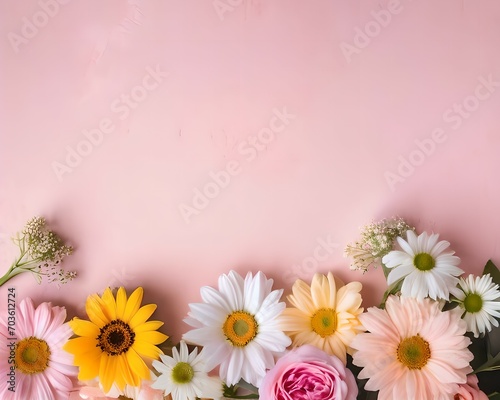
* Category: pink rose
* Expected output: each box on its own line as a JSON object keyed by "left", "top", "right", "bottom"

{"left": 260, "top": 345, "right": 358, "bottom": 400}
{"left": 454, "top": 375, "right": 488, "bottom": 400}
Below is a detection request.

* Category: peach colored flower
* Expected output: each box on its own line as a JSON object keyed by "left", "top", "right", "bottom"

{"left": 279, "top": 272, "right": 364, "bottom": 364}
{"left": 351, "top": 296, "right": 473, "bottom": 400}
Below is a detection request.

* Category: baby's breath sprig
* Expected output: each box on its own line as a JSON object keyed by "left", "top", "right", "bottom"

{"left": 0, "top": 216, "right": 76, "bottom": 286}
{"left": 344, "top": 217, "right": 414, "bottom": 273}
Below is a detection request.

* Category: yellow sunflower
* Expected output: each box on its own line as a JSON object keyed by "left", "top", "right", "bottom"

{"left": 64, "top": 287, "right": 168, "bottom": 393}
{"left": 279, "top": 272, "right": 364, "bottom": 363}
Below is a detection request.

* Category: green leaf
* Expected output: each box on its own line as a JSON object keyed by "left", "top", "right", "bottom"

{"left": 468, "top": 332, "right": 489, "bottom": 371}
{"left": 223, "top": 381, "right": 259, "bottom": 399}
{"left": 381, "top": 263, "right": 391, "bottom": 279}
{"left": 379, "top": 279, "right": 403, "bottom": 309}
{"left": 473, "top": 349, "right": 500, "bottom": 374}
{"left": 482, "top": 260, "right": 500, "bottom": 286}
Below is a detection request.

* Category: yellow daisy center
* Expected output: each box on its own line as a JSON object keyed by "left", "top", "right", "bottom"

{"left": 223, "top": 311, "right": 258, "bottom": 347}
{"left": 15, "top": 337, "right": 51, "bottom": 374}
{"left": 413, "top": 253, "right": 435, "bottom": 271}
{"left": 464, "top": 293, "right": 483, "bottom": 313}
{"left": 311, "top": 308, "right": 338, "bottom": 337}
{"left": 96, "top": 319, "right": 135, "bottom": 356}
{"left": 172, "top": 361, "right": 194, "bottom": 384}
{"left": 397, "top": 335, "right": 431, "bottom": 370}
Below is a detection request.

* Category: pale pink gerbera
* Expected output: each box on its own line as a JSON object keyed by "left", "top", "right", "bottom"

{"left": 0, "top": 298, "right": 77, "bottom": 400}
{"left": 351, "top": 296, "right": 473, "bottom": 400}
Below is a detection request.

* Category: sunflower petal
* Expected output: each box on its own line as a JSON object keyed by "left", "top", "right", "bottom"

{"left": 108, "top": 355, "right": 125, "bottom": 390}
{"left": 128, "top": 304, "right": 157, "bottom": 329}
{"left": 126, "top": 348, "right": 150, "bottom": 380}
{"left": 68, "top": 318, "right": 99, "bottom": 338}
{"left": 133, "top": 320, "right": 164, "bottom": 333}
{"left": 64, "top": 337, "right": 98, "bottom": 356}
{"left": 132, "top": 340, "right": 162, "bottom": 359}
{"left": 101, "top": 287, "right": 117, "bottom": 321}
{"left": 135, "top": 330, "right": 168, "bottom": 346}
{"left": 98, "top": 354, "right": 115, "bottom": 393}
{"left": 115, "top": 287, "right": 127, "bottom": 320}
{"left": 85, "top": 294, "right": 109, "bottom": 328}
{"left": 123, "top": 287, "right": 144, "bottom": 323}
{"left": 77, "top": 350, "right": 101, "bottom": 381}
{"left": 118, "top": 353, "right": 140, "bottom": 387}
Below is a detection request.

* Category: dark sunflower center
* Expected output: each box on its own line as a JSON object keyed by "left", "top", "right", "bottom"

{"left": 109, "top": 330, "right": 125, "bottom": 346}
{"left": 96, "top": 319, "right": 135, "bottom": 356}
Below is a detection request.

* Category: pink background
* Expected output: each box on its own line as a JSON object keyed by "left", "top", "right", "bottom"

{"left": 1, "top": 0, "right": 500, "bottom": 341}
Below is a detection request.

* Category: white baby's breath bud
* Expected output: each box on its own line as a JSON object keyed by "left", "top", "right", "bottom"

{"left": 345, "top": 217, "right": 414, "bottom": 272}
{"left": 0, "top": 216, "right": 76, "bottom": 287}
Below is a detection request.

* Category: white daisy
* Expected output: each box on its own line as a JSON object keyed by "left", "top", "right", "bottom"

{"left": 451, "top": 274, "right": 500, "bottom": 338}
{"left": 151, "top": 341, "right": 222, "bottom": 400}
{"left": 182, "top": 270, "right": 291, "bottom": 386}
{"left": 382, "top": 230, "right": 463, "bottom": 300}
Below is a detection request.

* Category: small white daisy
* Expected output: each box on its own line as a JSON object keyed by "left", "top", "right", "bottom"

{"left": 151, "top": 340, "right": 222, "bottom": 400}
{"left": 451, "top": 274, "right": 500, "bottom": 338}
{"left": 182, "top": 270, "right": 291, "bottom": 386}
{"left": 382, "top": 230, "right": 463, "bottom": 300}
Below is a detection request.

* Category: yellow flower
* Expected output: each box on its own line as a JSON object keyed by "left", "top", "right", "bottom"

{"left": 279, "top": 272, "right": 364, "bottom": 363}
{"left": 64, "top": 287, "right": 168, "bottom": 393}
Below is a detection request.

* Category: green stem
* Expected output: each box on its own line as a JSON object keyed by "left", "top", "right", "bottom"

{"left": 0, "top": 264, "right": 25, "bottom": 286}
{"left": 0, "top": 265, "right": 15, "bottom": 286}
{"left": 224, "top": 395, "right": 259, "bottom": 399}
{"left": 0, "top": 249, "right": 40, "bottom": 287}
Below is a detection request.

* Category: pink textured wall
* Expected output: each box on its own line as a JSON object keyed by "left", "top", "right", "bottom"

{"left": 1, "top": 0, "right": 500, "bottom": 340}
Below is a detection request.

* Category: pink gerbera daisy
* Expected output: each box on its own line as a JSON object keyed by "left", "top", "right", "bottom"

{"left": 351, "top": 295, "right": 473, "bottom": 400}
{"left": 0, "top": 297, "right": 77, "bottom": 400}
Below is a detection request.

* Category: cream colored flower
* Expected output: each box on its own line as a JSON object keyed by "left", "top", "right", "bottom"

{"left": 279, "top": 272, "right": 364, "bottom": 363}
